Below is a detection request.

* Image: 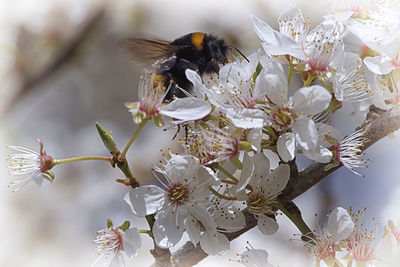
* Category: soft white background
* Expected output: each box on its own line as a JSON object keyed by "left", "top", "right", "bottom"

{"left": 1, "top": 0, "right": 399, "bottom": 266}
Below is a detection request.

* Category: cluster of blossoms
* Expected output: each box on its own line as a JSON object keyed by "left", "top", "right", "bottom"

{"left": 5, "top": 1, "right": 400, "bottom": 266}
{"left": 241, "top": 207, "right": 400, "bottom": 267}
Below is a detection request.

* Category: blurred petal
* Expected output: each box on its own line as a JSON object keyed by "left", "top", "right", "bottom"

{"left": 257, "top": 215, "right": 279, "bottom": 235}
{"left": 328, "top": 207, "right": 354, "bottom": 243}
{"left": 200, "top": 231, "right": 230, "bottom": 255}
{"left": 124, "top": 185, "right": 164, "bottom": 216}
{"left": 122, "top": 228, "right": 141, "bottom": 258}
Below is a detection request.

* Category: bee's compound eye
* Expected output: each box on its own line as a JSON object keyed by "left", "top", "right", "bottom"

{"left": 207, "top": 41, "right": 225, "bottom": 63}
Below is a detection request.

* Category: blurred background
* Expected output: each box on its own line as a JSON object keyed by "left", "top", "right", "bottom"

{"left": 1, "top": 0, "right": 400, "bottom": 266}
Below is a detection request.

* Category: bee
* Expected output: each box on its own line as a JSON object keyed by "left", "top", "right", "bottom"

{"left": 124, "top": 32, "right": 247, "bottom": 101}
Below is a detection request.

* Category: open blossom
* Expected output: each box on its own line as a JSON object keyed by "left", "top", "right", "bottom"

{"left": 331, "top": 52, "right": 374, "bottom": 103}
{"left": 92, "top": 221, "right": 141, "bottom": 267}
{"left": 233, "top": 153, "right": 290, "bottom": 235}
{"left": 252, "top": 5, "right": 345, "bottom": 79}
{"left": 6, "top": 139, "right": 55, "bottom": 192}
{"left": 124, "top": 154, "right": 220, "bottom": 249}
{"left": 372, "top": 75, "right": 400, "bottom": 110}
{"left": 306, "top": 207, "right": 354, "bottom": 266}
{"left": 239, "top": 248, "right": 274, "bottom": 267}
{"left": 125, "top": 73, "right": 211, "bottom": 126}
{"left": 260, "top": 59, "right": 332, "bottom": 155}
{"left": 343, "top": 208, "right": 377, "bottom": 265}
{"left": 185, "top": 53, "right": 268, "bottom": 129}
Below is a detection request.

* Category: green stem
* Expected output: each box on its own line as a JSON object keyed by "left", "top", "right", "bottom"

{"left": 230, "top": 156, "right": 243, "bottom": 170}
{"left": 138, "top": 229, "right": 153, "bottom": 236}
{"left": 303, "top": 73, "right": 315, "bottom": 87}
{"left": 287, "top": 61, "right": 294, "bottom": 86}
{"left": 273, "top": 200, "right": 313, "bottom": 238}
{"left": 216, "top": 164, "right": 238, "bottom": 183}
{"left": 53, "top": 156, "right": 112, "bottom": 166}
{"left": 208, "top": 186, "right": 236, "bottom": 200}
{"left": 120, "top": 119, "right": 148, "bottom": 160}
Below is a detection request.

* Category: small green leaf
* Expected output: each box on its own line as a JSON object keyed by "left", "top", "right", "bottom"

{"left": 324, "top": 161, "right": 340, "bottom": 172}
{"left": 252, "top": 62, "right": 263, "bottom": 82}
{"left": 96, "top": 122, "right": 119, "bottom": 154}
{"left": 238, "top": 141, "right": 252, "bottom": 151}
{"left": 118, "top": 221, "right": 131, "bottom": 232}
{"left": 107, "top": 218, "right": 113, "bottom": 228}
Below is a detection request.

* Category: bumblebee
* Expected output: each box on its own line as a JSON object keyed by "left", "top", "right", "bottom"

{"left": 124, "top": 32, "right": 247, "bottom": 101}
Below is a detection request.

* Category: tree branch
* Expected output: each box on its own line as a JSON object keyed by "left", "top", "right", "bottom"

{"left": 167, "top": 103, "right": 400, "bottom": 266}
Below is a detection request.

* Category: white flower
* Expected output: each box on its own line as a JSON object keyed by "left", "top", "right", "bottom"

{"left": 348, "top": 6, "right": 400, "bottom": 74}
{"left": 239, "top": 248, "right": 274, "bottom": 267}
{"left": 375, "top": 219, "right": 400, "bottom": 266}
{"left": 331, "top": 53, "right": 375, "bottom": 103}
{"left": 252, "top": 5, "right": 345, "bottom": 78}
{"left": 306, "top": 207, "right": 354, "bottom": 266}
{"left": 126, "top": 73, "right": 211, "bottom": 126}
{"left": 92, "top": 224, "right": 141, "bottom": 267}
{"left": 6, "top": 140, "right": 55, "bottom": 192}
{"left": 186, "top": 53, "right": 267, "bottom": 129}
{"left": 260, "top": 60, "right": 332, "bottom": 152}
{"left": 238, "top": 153, "right": 290, "bottom": 235}
{"left": 124, "top": 154, "right": 219, "bottom": 249}
{"left": 372, "top": 75, "right": 400, "bottom": 110}
{"left": 343, "top": 208, "right": 377, "bottom": 265}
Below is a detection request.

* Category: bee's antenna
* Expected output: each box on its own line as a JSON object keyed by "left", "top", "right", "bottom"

{"left": 230, "top": 45, "right": 249, "bottom": 62}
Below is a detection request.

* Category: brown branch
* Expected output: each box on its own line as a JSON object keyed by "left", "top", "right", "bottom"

{"left": 167, "top": 103, "right": 400, "bottom": 266}
{"left": 4, "top": 5, "right": 106, "bottom": 114}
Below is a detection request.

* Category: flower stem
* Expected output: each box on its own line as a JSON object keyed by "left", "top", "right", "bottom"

{"left": 120, "top": 119, "right": 148, "bottom": 160}
{"left": 53, "top": 156, "right": 112, "bottom": 165}
{"left": 287, "top": 61, "right": 294, "bottom": 86}
{"left": 273, "top": 199, "right": 314, "bottom": 241}
{"left": 208, "top": 186, "right": 236, "bottom": 200}
{"left": 216, "top": 164, "right": 238, "bottom": 183}
{"left": 231, "top": 156, "right": 243, "bottom": 170}
{"left": 303, "top": 73, "right": 315, "bottom": 87}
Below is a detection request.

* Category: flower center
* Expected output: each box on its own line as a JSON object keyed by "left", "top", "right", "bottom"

{"left": 165, "top": 183, "right": 190, "bottom": 206}
{"left": 272, "top": 107, "right": 294, "bottom": 131}
{"left": 247, "top": 192, "right": 268, "bottom": 215}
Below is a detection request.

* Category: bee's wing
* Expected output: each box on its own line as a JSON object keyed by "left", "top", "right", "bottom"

{"left": 123, "top": 37, "right": 182, "bottom": 64}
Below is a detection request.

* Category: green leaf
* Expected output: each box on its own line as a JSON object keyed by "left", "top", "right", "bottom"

{"left": 96, "top": 122, "right": 119, "bottom": 154}
{"left": 107, "top": 218, "right": 113, "bottom": 228}
{"left": 118, "top": 221, "right": 131, "bottom": 232}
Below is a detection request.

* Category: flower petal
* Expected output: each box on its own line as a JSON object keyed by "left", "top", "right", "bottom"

{"left": 165, "top": 154, "right": 199, "bottom": 184}
{"left": 251, "top": 15, "right": 306, "bottom": 60}
{"left": 185, "top": 215, "right": 201, "bottom": 246}
{"left": 153, "top": 205, "right": 185, "bottom": 248}
{"left": 160, "top": 98, "right": 211, "bottom": 122}
{"left": 185, "top": 69, "right": 206, "bottom": 98}
{"left": 240, "top": 249, "right": 274, "bottom": 267}
{"left": 303, "top": 146, "right": 332, "bottom": 163}
{"left": 364, "top": 55, "right": 394, "bottom": 75}
{"left": 257, "top": 215, "right": 279, "bottom": 235}
{"left": 213, "top": 206, "right": 246, "bottom": 232}
{"left": 200, "top": 231, "right": 230, "bottom": 255}
{"left": 226, "top": 108, "right": 265, "bottom": 129}
{"left": 292, "top": 85, "right": 332, "bottom": 115}
{"left": 293, "top": 117, "right": 318, "bottom": 150}
{"left": 260, "top": 73, "right": 288, "bottom": 107}
{"left": 122, "top": 228, "right": 141, "bottom": 258}
{"left": 124, "top": 185, "right": 165, "bottom": 216}
{"left": 266, "top": 164, "right": 290, "bottom": 196}
{"left": 328, "top": 207, "right": 354, "bottom": 243}
{"left": 277, "top": 132, "right": 296, "bottom": 162}
{"left": 109, "top": 251, "right": 124, "bottom": 267}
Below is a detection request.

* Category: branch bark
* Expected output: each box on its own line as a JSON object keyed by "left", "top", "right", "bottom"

{"left": 166, "top": 103, "right": 400, "bottom": 266}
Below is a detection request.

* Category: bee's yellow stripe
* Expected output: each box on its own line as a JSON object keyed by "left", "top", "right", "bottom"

{"left": 191, "top": 32, "right": 206, "bottom": 51}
